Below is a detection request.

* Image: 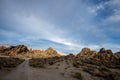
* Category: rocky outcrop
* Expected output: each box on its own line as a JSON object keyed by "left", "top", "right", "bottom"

{"left": 76, "top": 48, "right": 97, "bottom": 58}
{"left": 74, "top": 48, "right": 120, "bottom": 69}
{"left": 43, "top": 47, "right": 60, "bottom": 58}
{"left": 77, "top": 48, "right": 91, "bottom": 57}
{"left": 0, "top": 45, "right": 61, "bottom": 58}
{"left": 76, "top": 47, "right": 115, "bottom": 61}
{"left": 1, "top": 44, "right": 120, "bottom": 62}
{"left": 0, "top": 45, "right": 29, "bottom": 56}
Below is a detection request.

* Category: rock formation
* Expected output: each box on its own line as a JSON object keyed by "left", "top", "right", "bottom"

{"left": 0, "top": 45, "right": 61, "bottom": 58}
{"left": 0, "top": 45, "right": 120, "bottom": 62}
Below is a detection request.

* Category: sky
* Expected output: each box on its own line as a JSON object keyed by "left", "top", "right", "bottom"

{"left": 0, "top": 0, "right": 120, "bottom": 53}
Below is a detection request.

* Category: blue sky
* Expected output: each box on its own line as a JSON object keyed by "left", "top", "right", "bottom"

{"left": 0, "top": 0, "right": 120, "bottom": 53}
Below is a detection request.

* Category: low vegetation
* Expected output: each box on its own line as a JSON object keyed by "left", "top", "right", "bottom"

{"left": 29, "top": 58, "right": 46, "bottom": 68}
{"left": 82, "top": 64, "right": 120, "bottom": 80}
{"left": 29, "top": 56, "right": 63, "bottom": 68}
{"left": 0, "top": 57, "right": 24, "bottom": 69}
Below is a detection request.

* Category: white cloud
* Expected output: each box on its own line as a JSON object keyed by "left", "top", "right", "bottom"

{"left": 87, "top": 2, "right": 105, "bottom": 16}
{"left": 14, "top": 14, "right": 64, "bottom": 37}
{"left": 105, "top": 9, "right": 120, "bottom": 23}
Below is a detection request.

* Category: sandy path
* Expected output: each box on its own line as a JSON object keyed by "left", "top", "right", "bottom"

{"left": 1, "top": 59, "right": 31, "bottom": 80}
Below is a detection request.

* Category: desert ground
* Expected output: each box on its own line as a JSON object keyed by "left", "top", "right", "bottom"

{"left": 0, "top": 57, "right": 120, "bottom": 80}
{"left": 0, "top": 58, "right": 77, "bottom": 80}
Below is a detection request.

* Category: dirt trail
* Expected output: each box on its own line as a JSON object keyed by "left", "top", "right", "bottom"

{"left": 1, "top": 59, "right": 31, "bottom": 80}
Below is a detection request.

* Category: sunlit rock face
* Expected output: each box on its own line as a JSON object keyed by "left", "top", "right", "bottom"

{"left": 77, "top": 48, "right": 91, "bottom": 57}
{"left": 0, "top": 45, "right": 29, "bottom": 56}
{"left": 0, "top": 45, "right": 61, "bottom": 58}
{"left": 19, "top": 47, "right": 61, "bottom": 58}
{"left": 44, "top": 47, "right": 61, "bottom": 58}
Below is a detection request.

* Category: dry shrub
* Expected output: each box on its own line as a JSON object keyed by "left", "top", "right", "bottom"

{"left": 0, "top": 57, "right": 24, "bottom": 69}
{"left": 29, "top": 58, "right": 45, "bottom": 68}
{"left": 72, "top": 72, "right": 83, "bottom": 80}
